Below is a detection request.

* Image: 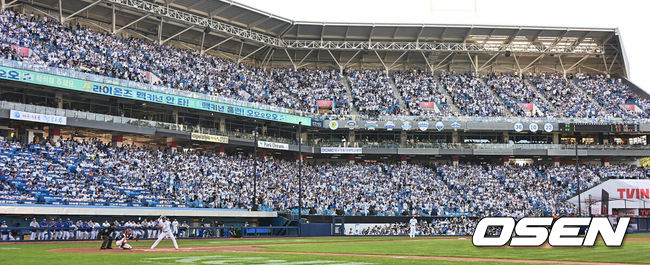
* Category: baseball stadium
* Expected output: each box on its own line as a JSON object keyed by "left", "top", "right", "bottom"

{"left": 0, "top": 0, "right": 649, "bottom": 264}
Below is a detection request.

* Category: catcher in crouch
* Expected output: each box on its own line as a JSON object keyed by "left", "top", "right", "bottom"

{"left": 115, "top": 229, "right": 135, "bottom": 250}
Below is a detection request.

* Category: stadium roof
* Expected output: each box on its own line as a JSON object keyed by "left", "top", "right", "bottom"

{"left": 13, "top": 0, "right": 627, "bottom": 75}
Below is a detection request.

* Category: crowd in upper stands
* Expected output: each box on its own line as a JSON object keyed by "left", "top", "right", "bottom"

{"left": 1, "top": 9, "right": 648, "bottom": 119}
{"left": 2, "top": 138, "right": 648, "bottom": 218}
{"left": 393, "top": 71, "right": 453, "bottom": 116}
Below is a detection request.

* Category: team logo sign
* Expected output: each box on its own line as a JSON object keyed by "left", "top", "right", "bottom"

{"left": 514, "top": 122, "right": 524, "bottom": 132}
{"left": 345, "top": 120, "right": 358, "bottom": 129}
{"left": 435, "top": 121, "right": 444, "bottom": 131}
{"left": 544, "top": 123, "right": 554, "bottom": 132}
{"left": 401, "top": 122, "right": 412, "bottom": 131}
{"left": 329, "top": 120, "right": 339, "bottom": 130}
{"left": 529, "top": 123, "right": 539, "bottom": 133}
{"left": 366, "top": 121, "right": 377, "bottom": 130}
{"left": 451, "top": 122, "right": 461, "bottom": 130}
{"left": 418, "top": 121, "right": 429, "bottom": 131}
{"left": 385, "top": 121, "right": 395, "bottom": 131}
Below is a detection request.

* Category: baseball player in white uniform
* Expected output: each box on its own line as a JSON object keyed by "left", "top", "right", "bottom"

{"left": 29, "top": 218, "right": 39, "bottom": 240}
{"left": 150, "top": 216, "right": 178, "bottom": 249}
{"left": 409, "top": 217, "right": 418, "bottom": 238}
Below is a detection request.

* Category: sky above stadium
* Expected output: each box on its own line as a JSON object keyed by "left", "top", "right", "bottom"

{"left": 236, "top": 0, "right": 650, "bottom": 93}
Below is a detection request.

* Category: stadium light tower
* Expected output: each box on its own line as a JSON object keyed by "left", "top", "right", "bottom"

{"left": 253, "top": 125, "right": 258, "bottom": 211}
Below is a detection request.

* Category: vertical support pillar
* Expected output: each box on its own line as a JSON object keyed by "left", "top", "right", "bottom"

{"left": 158, "top": 18, "right": 163, "bottom": 45}
{"left": 111, "top": 4, "right": 116, "bottom": 34}
{"left": 262, "top": 125, "right": 268, "bottom": 136}
{"left": 27, "top": 130, "right": 35, "bottom": 144}
{"left": 603, "top": 157, "right": 610, "bottom": 167}
{"left": 452, "top": 156, "right": 459, "bottom": 166}
{"left": 348, "top": 155, "right": 355, "bottom": 164}
{"left": 400, "top": 130, "right": 407, "bottom": 145}
{"left": 554, "top": 157, "right": 560, "bottom": 167}
{"left": 553, "top": 132, "right": 560, "bottom": 144}
{"left": 503, "top": 132, "right": 509, "bottom": 143}
{"left": 55, "top": 92, "right": 63, "bottom": 109}
{"left": 401, "top": 155, "right": 407, "bottom": 165}
{"left": 348, "top": 130, "right": 356, "bottom": 146}
{"left": 261, "top": 151, "right": 267, "bottom": 161}
{"left": 58, "top": 0, "right": 63, "bottom": 23}
{"left": 503, "top": 156, "right": 510, "bottom": 166}
{"left": 173, "top": 110, "right": 179, "bottom": 124}
{"left": 452, "top": 131, "right": 459, "bottom": 144}
{"left": 111, "top": 135, "right": 123, "bottom": 147}
{"left": 219, "top": 118, "right": 226, "bottom": 133}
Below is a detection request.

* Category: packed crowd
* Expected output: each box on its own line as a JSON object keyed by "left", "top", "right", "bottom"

{"left": 347, "top": 70, "right": 401, "bottom": 116}
{"left": 1, "top": 9, "right": 649, "bottom": 119}
{"left": 576, "top": 74, "right": 650, "bottom": 119}
{"left": 348, "top": 217, "right": 476, "bottom": 236}
{"left": 440, "top": 72, "right": 507, "bottom": 116}
{"left": 393, "top": 71, "right": 453, "bottom": 116}
{"left": 531, "top": 73, "right": 601, "bottom": 118}
{"left": 487, "top": 73, "right": 556, "bottom": 117}
{"left": 3, "top": 138, "right": 649, "bottom": 218}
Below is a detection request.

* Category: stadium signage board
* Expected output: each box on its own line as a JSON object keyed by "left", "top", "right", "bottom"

{"left": 418, "top": 121, "right": 429, "bottom": 131}
{"left": 366, "top": 121, "right": 378, "bottom": 130}
{"left": 544, "top": 123, "right": 554, "bottom": 132}
{"left": 473, "top": 217, "right": 629, "bottom": 247}
{"left": 514, "top": 122, "right": 524, "bottom": 132}
{"left": 385, "top": 121, "right": 395, "bottom": 131}
{"left": 529, "top": 123, "right": 539, "bottom": 132}
{"left": 257, "top": 141, "right": 289, "bottom": 150}
{"left": 401, "top": 122, "right": 412, "bottom": 131}
{"left": 10, "top": 110, "right": 67, "bottom": 125}
{"left": 190, "top": 133, "right": 229, "bottom": 144}
{"left": 329, "top": 120, "right": 339, "bottom": 130}
{"left": 321, "top": 147, "right": 362, "bottom": 154}
{"left": 345, "top": 120, "right": 358, "bottom": 129}
{"left": 0, "top": 65, "right": 312, "bottom": 126}
{"left": 435, "top": 121, "right": 444, "bottom": 131}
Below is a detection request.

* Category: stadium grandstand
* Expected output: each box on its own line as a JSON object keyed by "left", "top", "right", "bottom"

{"left": 0, "top": 0, "right": 649, "bottom": 240}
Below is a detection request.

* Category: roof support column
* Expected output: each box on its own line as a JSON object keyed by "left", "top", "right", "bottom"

{"left": 238, "top": 45, "right": 267, "bottom": 63}
{"left": 58, "top": 0, "right": 63, "bottom": 23}
{"left": 284, "top": 48, "right": 297, "bottom": 70}
{"left": 373, "top": 51, "right": 388, "bottom": 72}
{"left": 512, "top": 53, "right": 522, "bottom": 75}
{"left": 114, "top": 14, "right": 150, "bottom": 34}
{"left": 327, "top": 50, "right": 342, "bottom": 73}
{"left": 157, "top": 18, "right": 163, "bottom": 45}
{"left": 161, "top": 25, "right": 195, "bottom": 45}
{"left": 420, "top": 51, "right": 434, "bottom": 73}
{"left": 201, "top": 36, "right": 233, "bottom": 56}
{"left": 63, "top": 0, "right": 102, "bottom": 23}
{"left": 111, "top": 4, "right": 116, "bottom": 34}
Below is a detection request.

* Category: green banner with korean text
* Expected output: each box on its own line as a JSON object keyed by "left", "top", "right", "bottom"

{"left": 0, "top": 65, "right": 312, "bottom": 126}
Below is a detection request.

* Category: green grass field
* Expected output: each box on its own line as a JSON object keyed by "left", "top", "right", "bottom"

{"left": 1, "top": 235, "right": 649, "bottom": 265}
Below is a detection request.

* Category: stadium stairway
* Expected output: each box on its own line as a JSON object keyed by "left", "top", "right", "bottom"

{"left": 433, "top": 76, "right": 462, "bottom": 115}
{"left": 567, "top": 77, "right": 607, "bottom": 114}
{"left": 479, "top": 76, "right": 512, "bottom": 116}
{"left": 388, "top": 76, "right": 407, "bottom": 111}
{"left": 340, "top": 76, "right": 360, "bottom": 116}
{"left": 524, "top": 78, "right": 559, "bottom": 114}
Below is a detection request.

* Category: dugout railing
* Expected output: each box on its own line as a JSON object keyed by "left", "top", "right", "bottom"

{"left": 0, "top": 226, "right": 299, "bottom": 241}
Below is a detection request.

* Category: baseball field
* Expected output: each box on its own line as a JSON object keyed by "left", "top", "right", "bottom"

{"left": 2, "top": 234, "right": 650, "bottom": 265}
